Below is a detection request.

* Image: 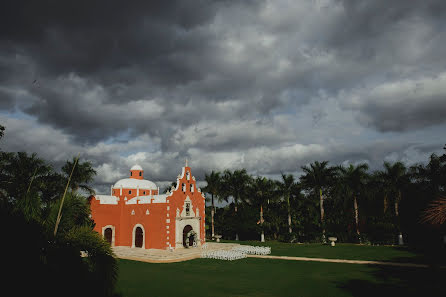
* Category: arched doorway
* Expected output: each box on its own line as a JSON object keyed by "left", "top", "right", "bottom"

{"left": 134, "top": 227, "right": 143, "bottom": 248}
{"left": 183, "top": 225, "right": 194, "bottom": 248}
{"left": 104, "top": 228, "right": 113, "bottom": 245}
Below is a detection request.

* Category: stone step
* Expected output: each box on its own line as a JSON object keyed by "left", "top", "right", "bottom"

{"left": 111, "top": 243, "right": 240, "bottom": 263}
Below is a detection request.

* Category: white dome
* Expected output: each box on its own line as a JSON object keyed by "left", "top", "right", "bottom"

{"left": 113, "top": 178, "right": 157, "bottom": 190}
{"left": 130, "top": 164, "right": 143, "bottom": 171}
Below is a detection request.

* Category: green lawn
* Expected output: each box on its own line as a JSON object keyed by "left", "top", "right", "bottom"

{"left": 221, "top": 240, "right": 436, "bottom": 264}
{"left": 116, "top": 242, "right": 445, "bottom": 297}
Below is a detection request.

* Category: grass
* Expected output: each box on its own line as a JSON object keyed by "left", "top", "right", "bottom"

{"left": 116, "top": 241, "right": 446, "bottom": 297}
{"left": 221, "top": 240, "right": 434, "bottom": 264}
{"left": 117, "top": 258, "right": 444, "bottom": 297}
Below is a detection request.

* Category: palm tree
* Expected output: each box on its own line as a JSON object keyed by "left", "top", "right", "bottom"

{"left": 300, "top": 161, "right": 337, "bottom": 243}
{"left": 370, "top": 171, "right": 390, "bottom": 214}
{"left": 0, "top": 150, "right": 118, "bottom": 296}
{"left": 422, "top": 196, "right": 446, "bottom": 225}
{"left": 0, "top": 124, "right": 4, "bottom": 140}
{"left": 410, "top": 153, "right": 446, "bottom": 198}
{"left": 202, "top": 171, "right": 221, "bottom": 239}
{"left": 338, "top": 163, "right": 369, "bottom": 243}
{"left": 221, "top": 169, "right": 252, "bottom": 240}
{"left": 46, "top": 192, "right": 118, "bottom": 296}
{"left": 62, "top": 157, "right": 97, "bottom": 194}
{"left": 1, "top": 152, "right": 52, "bottom": 203}
{"left": 379, "top": 161, "right": 408, "bottom": 244}
{"left": 249, "top": 176, "right": 275, "bottom": 242}
{"left": 277, "top": 173, "right": 295, "bottom": 234}
{"left": 164, "top": 181, "right": 178, "bottom": 193}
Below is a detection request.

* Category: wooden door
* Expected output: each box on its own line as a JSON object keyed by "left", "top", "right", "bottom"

{"left": 135, "top": 227, "right": 143, "bottom": 248}
{"left": 104, "top": 228, "right": 112, "bottom": 245}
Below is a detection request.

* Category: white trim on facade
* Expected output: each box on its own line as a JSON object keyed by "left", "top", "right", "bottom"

{"left": 175, "top": 217, "right": 201, "bottom": 249}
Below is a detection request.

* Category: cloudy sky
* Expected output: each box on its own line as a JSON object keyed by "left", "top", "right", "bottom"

{"left": 1, "top": 0, "right": 445, "bottom": 193}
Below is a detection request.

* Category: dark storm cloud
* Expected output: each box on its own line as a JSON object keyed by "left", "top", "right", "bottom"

{"left": 0, "top": 0, "right": 262, "bottom": 80}
{"left": 332, "top": 0, "right": 446, "bottom": 41}
{"left": 0, "top": 89, "right": 14, "bottom": 109}
{"left": 0, "top": 0, "right": 271, "bottom": 146}
{"left": 341, "top": 73, "right": 446, "bottom": 132}
{"left": 358, "top": 94, "right": 446, "bottom": 132}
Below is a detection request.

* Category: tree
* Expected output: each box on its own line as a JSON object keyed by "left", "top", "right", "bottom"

{"left": 221, "top": 169, "right": 252, "bottom": 240}
{"left": 300, "top": 161, "right": 337, "bottom": 243}
{"left": 422, "top": 196, "right": 446, "bottom": 225}
{"left": 249, "top": 176, "right": 275, "bottom": 242}
{"left": 379, "top": 161, "right": 409, "bottom": 244}
{"left": 0, "top": 152, "right": 52, "bottom": 203}
{"left": 0, "top": 124, "right": 4, "bottom": 140}
{"left": 277, "top": 173, "right": 296, "bottom": 234}
{"left": 202, "top": 170, "right": 221, "bottom": 239}
{"left": 62, "top": 157, "right": 97, "bottom": 194}
{"left": 370, "top": 171, "right": 390, "bottom": 214}
{"left": 410, "top": 153, "right": 446, "bottom": 198}
{"left": 1, "top": 171, "right": 119, "bottom": 296}
{"left": 338, "top": 163, "right": 369, "bottom": 243}
{"left": 164, "top": 181, "right": 177, "bottom": 193}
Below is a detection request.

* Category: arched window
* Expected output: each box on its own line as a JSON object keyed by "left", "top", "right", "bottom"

{"left": 190, "top": 184, "right": 194, "bottom": 192}
{"left": 182, "top": 183, "right": 186, "bottom": 192}
{"left": 139, "top": 172, "right": 142, "bottom": 176}
{"left": 186, "top": 171, "right": 190, "bottom": 180}
{"left": 129, "top": 190, "right": 132, "bottom": 194}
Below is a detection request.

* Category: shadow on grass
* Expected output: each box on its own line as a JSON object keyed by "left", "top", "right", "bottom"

{"left": 337, "top": 253, "right": 446, "bottom": 297}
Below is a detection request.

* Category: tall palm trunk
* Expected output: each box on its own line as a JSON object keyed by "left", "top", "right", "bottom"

{"left": 353, "top": 196, "right": 361, "bottom": 243}
{"left": 211, "top": 194, "right": 215, "bottom": 238}
{"left": 395, "top": 191, "right": 400, "bottom": 217}
{"left": 260, "top": 204, "right": 265, "bottom": 242}
{"left": 319, "top": 188, "right": 326, "bottom": 243}
{"left": 396, "top": 190, "right": 403, "bottom": 245}
{"left": 287, "top": 194, "right": 292, "bottom": 234}
{"left": 235, "top": 196, "right": 239, "bottom": 241}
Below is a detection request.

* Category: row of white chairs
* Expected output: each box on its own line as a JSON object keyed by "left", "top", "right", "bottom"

{"left": 232, "top": 245, "right": 271, "bottom": 255}
{"left": 201, "top": 245, "right": 271, "bottom": 261}
{"left": 201, "top": 250, "right": 247, "bottom": 261}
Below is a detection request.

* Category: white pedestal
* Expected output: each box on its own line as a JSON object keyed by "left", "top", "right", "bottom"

{"left": 398, "top": 233, "right": 404, "bottom": 245}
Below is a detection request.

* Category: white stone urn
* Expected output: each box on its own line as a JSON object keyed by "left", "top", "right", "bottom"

{"left": 328, "top": 237, "right": 337, "bottom": 247}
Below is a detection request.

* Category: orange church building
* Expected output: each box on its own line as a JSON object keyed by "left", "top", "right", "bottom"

{"left": 89, "top": 164, "right": 206, "bottom": 250}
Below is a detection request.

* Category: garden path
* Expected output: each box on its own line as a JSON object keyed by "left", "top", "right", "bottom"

{"left": 248, "top": 254, "right": 446, "bottom": 268}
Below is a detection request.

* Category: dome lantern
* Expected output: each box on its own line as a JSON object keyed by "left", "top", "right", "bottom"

{"left": 130, "top": 164, "right": 144, "bottom": 180}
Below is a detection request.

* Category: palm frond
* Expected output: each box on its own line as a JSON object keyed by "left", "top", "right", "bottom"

{"left": 421, "top": 197, "right": 446, "bottom": 225}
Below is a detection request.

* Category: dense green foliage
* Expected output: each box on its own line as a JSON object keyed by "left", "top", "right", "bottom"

{"left": 0, "top": 126, "right": 119, "bottom": 297}
{"left": 203, "top": 146, "right": 446, "bottom": 251}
